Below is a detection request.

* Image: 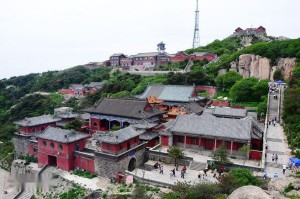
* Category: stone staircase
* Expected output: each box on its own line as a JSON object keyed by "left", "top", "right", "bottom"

{"left": 14, "top": 183, "right": 34, "bottom": 199}
{"left": 189, "top": 161, "right": 207, "bottom": 171}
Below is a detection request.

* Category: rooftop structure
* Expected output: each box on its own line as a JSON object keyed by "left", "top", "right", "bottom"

{"left": 35, "top": 127, "right": 89, "bottom": 143}
{"left": 83, "top": 98, "right": 163, "bottom": 120}
{"left": 98, "top": 126, "right": 140, "bottom": 144}
{"left": 14, "top": 115, "right": 61, "bottom": 127}
{"left": 136, "top": 85, "right": 197, "bottom": 103}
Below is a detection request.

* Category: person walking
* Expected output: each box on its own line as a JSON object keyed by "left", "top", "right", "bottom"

{"left": 272, "top": 154, "right": 275, "bottom": 162}
{"left": 275, "top": 154, "right": 278, "bottom": 163}
{"left": 283, "top": 164, "right": 286, "bottom": 175}
{"left": 274, "top": 172, "right": 279, "bottom": 178}
{"left": 159, "top": 166, "right": 163, "bottom": 174}
{"left": 181, "top": 169, "right": 185, "bottom": 179}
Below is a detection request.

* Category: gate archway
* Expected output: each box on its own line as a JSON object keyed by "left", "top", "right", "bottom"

{"left": 128, "top": 158, "right": 136, "bottom": 172}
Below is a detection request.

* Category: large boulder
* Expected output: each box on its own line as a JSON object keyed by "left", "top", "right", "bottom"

{"left": 231, "top": 54, "right": 296, "bottom": 80}
{"left": 229, "top": 185, "right": 271, "bottom": 199}
{"left": 268, "top": 177, "right": 300, "bottom": 193}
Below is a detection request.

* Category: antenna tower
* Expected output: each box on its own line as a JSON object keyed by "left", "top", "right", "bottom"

{"left": 192, "top": 0, "right": 200, "bottom": 49}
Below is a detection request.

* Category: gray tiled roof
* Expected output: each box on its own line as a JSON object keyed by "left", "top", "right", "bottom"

{"left": 85, "top": 82, "right": 105, "bottom": 88}
{"left": 70, "top": 84, "right": 84, "bottom": 90}
{"left": 98, "top": 126, "right": 140, "bottom": 144}
{"left": 212, "top": 107, "right": 247, "bottom": 118}
{"left": 35, "top": 127, "right": 88, "bottom": 143}
{"left": 14, "top": 115, "right": 62, "bottom": 127}
{"left": 139, "top": 132, "right": 159, "bottom": 140}
{"left": 184, "top": 102, "right": 204, "bottom": 115}
{"left": 171, "top": 113, "right": 253, "bottom": 141}
{"left": 134, "top": 52, "right": 159, "bottom": 57}
{"left": 132, "top": 121, "right": 158, "bottom": 129}
{"left": 136, "top": 85, "right": 195, "bottom": 102}
{"left": 111, "top": 53, "right": 125, "bottom": 57}
{"left": 82, "top": 98, "right": 164, "bottom": 119}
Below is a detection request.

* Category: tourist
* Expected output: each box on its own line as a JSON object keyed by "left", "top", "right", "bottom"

{"left": 204, "top": 168, "right": 208, "bottom": 176}
{"left": 176, "top": 164, "right": 179, "bottom": 171}
{"left": 213, "top": 169, "right": 217, "bottom": 178}
{"left": 275, "top": 154, "right": 278, "bottom": 163}
{"left": 273, "top": 120, "right": 276, "bottom": 126}
{"left": 265, "top": 153, "right": 267, "bottom": 159}
{"left": 182, "top": 166, "right": 187, "bottom": 174}
{"left": 159, "top": 166, "right": 163, "bottom": 174}
{"left": 272, "top": 154, "right": 275, "bottom": 162}
{"left": 181, "top": 169, "right": 185, "bottom": 179}
{"left": 263, "top": 172, "right": 267, "bottom": 179}
{"left": 274, "top": 172, "right": 279, "bottom": 178}
{"left": 283, "top": 164, "right": 286, "bottom": 174}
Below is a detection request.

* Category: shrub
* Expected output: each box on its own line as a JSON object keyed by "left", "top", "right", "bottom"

{"left": 284, "top": 183, "right": 294, "bottom": 193}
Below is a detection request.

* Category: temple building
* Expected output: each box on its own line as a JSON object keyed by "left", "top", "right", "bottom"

{"left": 35, "top": 127, "right": 89, "bottom": 171}
{"left": 83, "top": 98, "right": 164, "bottom": 132}
{"left": 136, "top": 85, "right": 205, "bottom": 120}
{"left": 85, "top": 126, "right": 148, "bottom": 177}
{"left": 160, "top": 111, "right": 264, "bottom": 160}
{"left": 13, "top": 115, "right": 62, "bottom": 158}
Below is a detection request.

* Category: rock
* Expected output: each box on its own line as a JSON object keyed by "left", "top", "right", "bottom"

{"left": 273, "top": 58, "right": 297, "bottom": 80}
{"left": 229, "top": 185, "right": 271, "bottom": 199}
{"left": 268, "top": 177, "right": 300, "bottom": 194}
{"left": 286, "top": 190, "right": 300, "bottom": 197}
{"left": 231, "top": 54, "right": 296, "bottom": 80}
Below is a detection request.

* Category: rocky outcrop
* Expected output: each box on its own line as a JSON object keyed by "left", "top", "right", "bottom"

{"left": 228, "top": 54, "right": 296, "bottom": 80}
{"left": 268, "top": 177, "right": 300, "bottom": 197}
{"left": 272, "top": 58, "right": 297, "bottom": 80}
{"left": 229, "top": 185, "right": 271, "bottom": 199}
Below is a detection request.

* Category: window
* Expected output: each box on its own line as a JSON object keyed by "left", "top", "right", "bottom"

{"left": 177, "top": 136, "right": 184, "bottom": 143}
{"left": 33, "top": 148, "right": 38, "bottom": 153}
{"left": 237, "top": 143, "right": 245, "bottom": 150}
{"left": 75, "top": 143, "right": 80, "bottom": 151}
{"left": 107, "top": 144, "right": 110, "bottom": 150}
{"left": 50, "top": 142, "right": 54, "bottom": 149}
{"left": 42, "top": 140, "right": 47, "bottom": 147}
{"left": 191, "top": 137, "right": 198, "bottom": 145}
{"left": 41, "top": 127, "right": 45, "bottom": 131}
{"left": 119, "top": 144, "right": 123, "bottom": 150}
{"left": 32, "top": 128, "right": 36, "bottom": 132}
{"left": 59, "top": 144, "right": 63, "bottom": 151}
{"left": 93, "top": 122, "right": 98, "bottom": 127}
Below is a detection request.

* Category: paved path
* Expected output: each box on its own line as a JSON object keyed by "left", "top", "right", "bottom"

{"left": 0, "top": 168, "right": 18, "bottom": 199}
{"left": 131, "top": 160, "right": 218, "bottom": 186}
{"left": 265, "top": 85, "right": 292, "bottom": 178}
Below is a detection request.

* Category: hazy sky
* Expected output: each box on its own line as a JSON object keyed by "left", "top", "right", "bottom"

{"left": 0, "top": 0, "right": 299, "bottom": 79}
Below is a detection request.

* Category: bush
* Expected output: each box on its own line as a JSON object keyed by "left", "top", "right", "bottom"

{"left": 73, "top": 169, "right": 97, "bottom": 179}
{"left": 229, "top": 169, "right": 261, "bottom": 186}
{"left": 284, "top": 183, "right": 294, "bottom": 193}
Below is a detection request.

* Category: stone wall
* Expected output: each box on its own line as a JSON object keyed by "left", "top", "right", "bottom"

{"left": 228, "top": 54, "right": 296, "bottom": 80}
{"left": 94, "top": 143, "right": 146, "bottom": 178}
{"left": 148, "top": 150, "right": 192, "bottom": 166}
{"left": 13, "top": 136, "right": 31, "bottom": 158}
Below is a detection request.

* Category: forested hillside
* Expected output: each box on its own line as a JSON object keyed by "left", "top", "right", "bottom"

{"left": 0, "top": 35, "right": 299, "bottom": 167}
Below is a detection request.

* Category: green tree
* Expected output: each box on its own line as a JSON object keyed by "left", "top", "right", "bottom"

{"left": 229, "top": 77, "right": 257, "bottom": 102}
{"left": 65, "top": 119, "right": 83, "bottom": 131}
{"left": 212, "top": 142, "right": 231, "bottom": 165}
{"left": 273, "top": 69, "right": 284, "bottom": 81}
{"left": 239, "top": 144, "right": 250, "bottom": 165}
{"left": 171, "top": 181, "right": 192, "bottom": 199}
{"left": 215, "top": 71, "right": 242, "bottom": 91}
{"left": 229, "top": 168, "right": 260, "bottom": 186}
{"left": 167, "top": 145, "right": 184, "bottom": 165}
{"left": 186, "top": 183, "right": 221, "bottom": 199}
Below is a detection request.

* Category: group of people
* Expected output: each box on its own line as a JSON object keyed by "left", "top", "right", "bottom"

{"left": 271, "top": 154, "right": 279, "bottom": 163}
{"left": 155, "top": 162, "right": 188, "bottom": 179}
{"left": 268, "top": 117, "right": 278, "bottom": 127}
{"left": 269, "top": 84, "right": 280, "bottom": 100}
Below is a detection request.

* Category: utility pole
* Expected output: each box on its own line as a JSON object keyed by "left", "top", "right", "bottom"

{"left": 192, "top": 0, "right": 200, "bottom": 49}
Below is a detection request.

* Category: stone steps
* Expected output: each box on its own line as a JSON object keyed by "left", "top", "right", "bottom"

{"left": 17, "top": 191, "right": 33, "bottom": 199}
